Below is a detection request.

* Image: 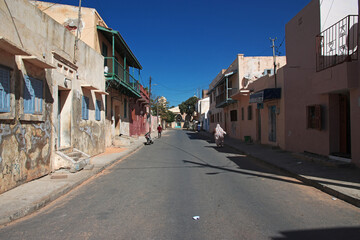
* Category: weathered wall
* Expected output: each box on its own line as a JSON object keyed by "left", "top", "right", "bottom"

{"left": 0, "top": 49, "right": 52, "bottom": 194}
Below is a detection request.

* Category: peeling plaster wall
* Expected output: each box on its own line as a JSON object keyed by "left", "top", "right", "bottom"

{"left": 72, "top": 90, "right": 105, "bottom": 156}
{"left": 0, "top": 0, "right": 106, "bottom": 192}
{"left": 0, "top": 57, "right": 52, "bottom": 194}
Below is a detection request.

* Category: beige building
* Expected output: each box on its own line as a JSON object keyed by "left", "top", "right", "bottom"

{"left": 208, "top": 54, "right": 286, "bottom": 139}
{"left": 34, "top": 1, "right": 145, "bottom": 147}
{"left": 232, "top": 68, "right": 286, "bottom": 148}
{"left": 0, "top": 0, "right": 105, "bottom": 193}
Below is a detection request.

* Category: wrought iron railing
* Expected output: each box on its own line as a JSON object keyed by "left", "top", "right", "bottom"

{"left": 316, "top": 15, "right": 358, "bottom": 71}
{"left": 104, "top": 57, "right": 140, "bottom": 93}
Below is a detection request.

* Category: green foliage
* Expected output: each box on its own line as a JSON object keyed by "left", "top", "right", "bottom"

{"left": 150, "top": 96, "right": 175, "bottom": 123}
{"left": 179, "top": 96, "right": 198, "bottom": 116}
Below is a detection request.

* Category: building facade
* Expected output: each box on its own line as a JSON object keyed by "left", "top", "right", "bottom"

{"left": 0, "top": 0, "right": 106, "bottom": 193}
{"left": 34, "top": 1, "right": 148, "bottom": 146}
{"left": 283, "top": 0, "right": 359, "bottom": 165}
{"left": 208, "top": 54, "right": 286, "bottom": 139}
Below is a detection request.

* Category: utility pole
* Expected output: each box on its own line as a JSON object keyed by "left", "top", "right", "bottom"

{"left": 270, "top": 37, "right": 277, "bottom": 88}
{"left": 149, "top": 76, "right": 152, "bottom": 133}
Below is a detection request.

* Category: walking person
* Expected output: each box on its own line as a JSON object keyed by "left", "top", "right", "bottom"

{"left": 214, "top": 123, "right": 226, "bottom": 147}
{"left": 157, "top": 124, "right": 162, "bottom": 138}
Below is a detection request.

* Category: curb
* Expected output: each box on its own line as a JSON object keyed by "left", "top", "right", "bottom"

{"left": 199, "top": 131, "right": 360, "bottom": 208}
{"left": 0, "top": 143, "right": 144, "bottom": 226}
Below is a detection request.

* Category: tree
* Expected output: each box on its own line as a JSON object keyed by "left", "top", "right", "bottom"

{"left": 179, "top": 96, "right": 198, "bottom": 117}
{"left": 178, "top": 96, "right": 198, "bottom": 128}
{"left": 150, "top": 96, "right": 175, "bottom": 123}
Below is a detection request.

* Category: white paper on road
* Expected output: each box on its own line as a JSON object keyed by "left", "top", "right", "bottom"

{"left": 193, "top": 216, "right": 200, "bottom": 220}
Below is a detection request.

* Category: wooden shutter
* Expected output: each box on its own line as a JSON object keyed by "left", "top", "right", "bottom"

{"left": 0, "top": 67, "right": 10, "bottom": 112}
{"left": 314, "top": 104, "right": 322, "bottom": 130}
{"left": 24, "top": 75, "right": 34, "bottom": 114}
{"left": 95, "top": 100, "right": 101, "bottom": 121}
{"left": 32, "top": 77, "right": 43, "bottom": 113}
{"left": 82, "top": 96, "right": 89, "bottom": 120}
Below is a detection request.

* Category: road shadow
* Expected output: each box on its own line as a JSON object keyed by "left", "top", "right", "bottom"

{"left": 272, "top": 226, "right": 360, "bottom": 240}
{"left": 182, "top": 160, "right": 304, "bottom": 186}
{"left": 185, "top": 131, "right": 360, "bottom": 193}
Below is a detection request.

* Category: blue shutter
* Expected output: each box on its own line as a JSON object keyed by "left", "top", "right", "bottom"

{"left": 82, "top": 96, "right": 87, "bottom": 120}
{"left": 0, "top": 67, "right": 10, "bottom": 112}
{"left": 24, "top": 75, "right": 34, "bottom": 114}
{"left": 85, "top": 97, "right": 89, "bottom": 120}
{"left": 95, "top": 100, "right": 101, "bottom": 121}
{"left": 32, "top": 77, "right": 43, "bottom": 113}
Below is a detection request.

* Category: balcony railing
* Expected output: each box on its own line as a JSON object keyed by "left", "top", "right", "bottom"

{"left": 215, "top": 88, "right": 236, "bottom": 108}
{"left": 316, "top": 15, "right": 358, "bottom": 71}
{"left": 104, "top": 57, "right": 140, "bottom": 95}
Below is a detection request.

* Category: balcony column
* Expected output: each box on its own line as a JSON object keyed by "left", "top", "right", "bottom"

{"left": 123, "top": 55, "right": 126, "bottom": 84}
{"left": 226, "top": 77, "right": 229, "bottom": 100}
{"left": 112, "top": 33, "right": 115, "bottom": 77}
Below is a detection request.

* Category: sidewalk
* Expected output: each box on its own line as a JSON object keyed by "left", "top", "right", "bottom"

{"left": 199, "top": 131, "right": 360, "bottom": 208}
{"left": 0, "top": 137, "right": 146, "bottom": 226}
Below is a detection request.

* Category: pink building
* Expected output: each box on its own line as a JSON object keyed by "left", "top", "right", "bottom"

{"left": 129, "top": 85, "right": 150, "bottom": 137}
{"left": 283, "top": 0, "right": 359, "bottom": 165}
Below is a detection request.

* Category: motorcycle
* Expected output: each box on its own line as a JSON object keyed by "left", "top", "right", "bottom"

{"left": 145, "top": 132, "right": 154, "bottom": 145}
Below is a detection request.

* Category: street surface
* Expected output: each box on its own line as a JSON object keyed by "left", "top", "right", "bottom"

{"left": 0, "top": 130, "right": 360, "bottom": 239}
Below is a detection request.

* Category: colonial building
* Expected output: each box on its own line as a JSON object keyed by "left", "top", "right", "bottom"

{"left": 34, "top": 1, "right": 149, "bottom": 147}
{"left": 283, "top": 0, "right": 359, "bottom": 165}
{"left": 208, "top": 54, "right": 286, "bottom": 139}
{"left": 0, "top": 0, "right": 105, "bottom": 193}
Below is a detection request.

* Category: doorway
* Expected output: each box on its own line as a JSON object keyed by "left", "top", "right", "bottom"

{"left": 339, "top": 94, "right": 351, "bottom": 156}
{"left": 268, "top": 105, "right": 276, "bottom": 142}
{"left": 57, "top": 90, "right": 71, "bottom": 148}
{"left": 256, "top": 108, "right": 261, "bottom": 142}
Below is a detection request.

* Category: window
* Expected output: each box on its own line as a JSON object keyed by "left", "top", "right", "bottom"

{"left": 82, "top": 96, "right": 89, "bottom": 120}
{"left": 307, "top": 105, "right": 322, "bottom": 130}
{"left": 230, "top": 110, "right": 237, "bottom": 121}
{"left": 95, "top": 100, "right": 101, "bottom": 121}
{"left": 241, "top": 107, "right": 244, "bottom": 120}
{"left": 0, "top": 67, "right": 10, "bottom": 113}
{"left": 124, "top": 98, "right": 127, "bottom": 118}
{"left": 24, "top": 75, "right": 43, "bottom": 114}
{"left": 248, "top": 105, "right": 252, "bottom": 120}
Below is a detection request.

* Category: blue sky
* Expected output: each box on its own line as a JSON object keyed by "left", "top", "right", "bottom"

{"left": 41, "top": 0, "right": 311, "bottom": 107}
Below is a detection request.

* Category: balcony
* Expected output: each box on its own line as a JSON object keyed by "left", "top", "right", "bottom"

{"left": 316, "top": 15, "right": 358, "bottom": 72}
{"left": 215, "top": 87, "right": 237, "bottom": 108}
{"left": 104, "top": 57, "right": 141, "bottom": 98}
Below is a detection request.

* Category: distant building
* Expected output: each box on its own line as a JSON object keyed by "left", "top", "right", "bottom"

{"left": 208, "top": 54, "right": 286, "bottom": 139}
{"left": 168, "top": 106, "right": 186, "bottom": 129}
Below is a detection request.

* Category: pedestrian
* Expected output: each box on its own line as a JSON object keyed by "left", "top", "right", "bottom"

{"left": 214, "top": 123, "right": 226, "bottom": 147}
{"left": 157, "top": 124, "right": 162, "bottom": 138}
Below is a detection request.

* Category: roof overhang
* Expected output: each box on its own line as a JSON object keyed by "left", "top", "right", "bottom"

{"left": 0, "top": 37, "right": 30, "bottom": 56}
{"left": 209, "top": 70, "right": 237, "bottom": 93}
{"left": 21, "top": 56, "right": 55, "bottom": 69}
{"left": 97, "top": 26, "right": 142, "bottom": 70}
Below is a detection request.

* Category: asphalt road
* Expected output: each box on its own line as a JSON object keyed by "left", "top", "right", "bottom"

{"left": 1, "top": 130, "right": 360, "bottom": 240}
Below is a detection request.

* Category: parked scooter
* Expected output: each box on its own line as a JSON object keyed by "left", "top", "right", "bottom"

{"left": 145, "top": 132, "right": 154, "bottom": 145}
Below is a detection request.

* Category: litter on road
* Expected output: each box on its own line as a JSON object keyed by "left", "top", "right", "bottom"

{"left": 193, "top": 216, "right": 200, "bottom": 220}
